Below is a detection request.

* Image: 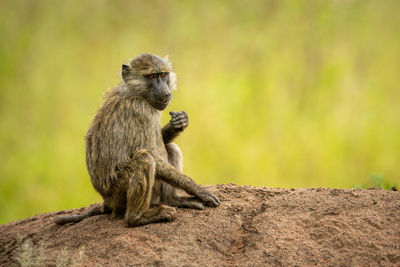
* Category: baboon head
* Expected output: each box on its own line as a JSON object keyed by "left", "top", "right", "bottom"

{"left": 121, "top": 54, "right": 177, "bottom": 111}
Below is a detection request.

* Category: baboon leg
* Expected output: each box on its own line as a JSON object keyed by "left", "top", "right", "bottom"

{"left": 165, "top": 143, "right": 183, "bottom": 172}
{"left": 125, "top": 150, "right": 176, "bottom": 227}
{"left": 107, "top": 180, "right": 128, "bottom": 218}
{"left": 162, "top": 143, "right": 205, "bottom": 210}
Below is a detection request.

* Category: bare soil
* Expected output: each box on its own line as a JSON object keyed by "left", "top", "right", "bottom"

{"left": 0, "top": 184, "right": 399, "bottom": 266}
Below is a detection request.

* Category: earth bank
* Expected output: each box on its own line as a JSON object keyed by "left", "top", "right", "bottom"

{"left": 0, "top": 184, "right": 399, "bottom": 266}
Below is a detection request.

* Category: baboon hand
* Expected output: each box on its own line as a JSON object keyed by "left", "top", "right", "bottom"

{"left": 169, "top": 111, "right": 188, "bottom": 131}
{"left": 196, "top": 189, "right": 220, "bottom": 207}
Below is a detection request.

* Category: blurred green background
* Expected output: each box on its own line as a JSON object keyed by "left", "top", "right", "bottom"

{"left": 1, "top": 0, "right": 399, "bottom": 224}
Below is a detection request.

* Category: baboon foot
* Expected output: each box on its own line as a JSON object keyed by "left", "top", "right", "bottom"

{"left": 127, "top": 205, "right": 176, "bottom": 227}
{"left": 159, "top": 205, "right": 176, "bottom": 222}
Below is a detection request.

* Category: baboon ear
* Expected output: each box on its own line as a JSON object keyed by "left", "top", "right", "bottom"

{"left": 121, "top": 64, "right": 133, "bottom": 82}
{"left": 163, "top": 55, "right": 173, "bottom": 69}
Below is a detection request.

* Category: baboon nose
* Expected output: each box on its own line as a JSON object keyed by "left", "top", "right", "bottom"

{"left": 165, "top": 92, "right": 171, "bottom": 98}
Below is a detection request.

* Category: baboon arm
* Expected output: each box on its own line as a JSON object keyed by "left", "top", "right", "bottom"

{"left": 155, "top": 159, "right": 220, "bottom": 207}
{"left": 156, "top": 158, "right": 199, "bottom": 194}
{"left": 162, "top": 123, "right": 181, "bottom": 144}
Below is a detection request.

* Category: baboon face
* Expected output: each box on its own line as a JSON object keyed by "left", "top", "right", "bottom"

{"left": 144, "top": 72, "right": 171, "bottom": 111}
{"left": 122, "top": 54, "right": 175, "bottom": 111}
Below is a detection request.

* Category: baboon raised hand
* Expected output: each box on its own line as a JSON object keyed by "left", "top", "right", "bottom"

{"left": 54, "top": 54, "right": 219, "bottom": 227}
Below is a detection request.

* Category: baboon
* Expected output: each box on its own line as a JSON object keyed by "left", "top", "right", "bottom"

{"left": 54, "top": 54, "right": 219, "bottom": 227}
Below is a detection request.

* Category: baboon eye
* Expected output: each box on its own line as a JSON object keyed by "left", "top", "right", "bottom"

{"left": 160, "top": 73, "right": 167, "bottom": 78}
{"left": 147, "top": 74, "right": 156, "bottom": 79}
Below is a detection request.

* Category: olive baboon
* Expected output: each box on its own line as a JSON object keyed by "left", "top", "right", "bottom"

{"left": 54, "top": 54, "right": 219, "bottom": 227}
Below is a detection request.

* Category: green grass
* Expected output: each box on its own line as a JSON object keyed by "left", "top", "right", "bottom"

{"left": 354, "top": 174, "right": 399, "bottom": 190}
{"left": 0, "top": 0, "right": 399, "bottom": 224}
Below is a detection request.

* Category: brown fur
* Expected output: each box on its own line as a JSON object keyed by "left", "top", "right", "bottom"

{"left": 55, "top": 54, "right": 219, "bottom": 227}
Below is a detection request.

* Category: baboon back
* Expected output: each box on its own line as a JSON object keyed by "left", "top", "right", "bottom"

{"left": 85, "top": 92, "right": 167, "bottom": 195}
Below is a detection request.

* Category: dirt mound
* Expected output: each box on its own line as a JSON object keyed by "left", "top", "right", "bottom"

{"left": 0, "top": 184, "right": 399, "bottom": 266}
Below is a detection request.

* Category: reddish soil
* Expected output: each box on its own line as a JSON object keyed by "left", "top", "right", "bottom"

{"left": 0, "top": 184, "right": 399, "bottom": 266}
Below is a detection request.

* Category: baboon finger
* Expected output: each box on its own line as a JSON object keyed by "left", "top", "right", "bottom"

{"left": 177, "top": 111, "right": 187, "bottom": 117}
{"left": 204, "top": 195, "right": 220, "bottom": 207}
{"left": 171, "top": 118, "right": 186, "bottom": 124}
{"left": 173, "top": 112, "right": 185, "bottom": 118}
{"left": 171, "top": 115, "right": 182, "bottom": 121}
{"left": 209, "top": 194, "right": 220, "bottom": 207}
{"left": 197, "top": 191, "right": 220, "bottom": 207}
{"left": 175, "top": 115, "right": 187, "bottom": 121}
{"left": 171, "top": 120, "right": 187, "bottom": 127}
{"left": 170, "top": 116, "right": 180, "bottom": 122}
{"left": 179, "top": 119, "right": 189, "bottom": 125}
{"left": 171, "top": 122, "right": 188, "bottom": 129}
{"left": 170, "top": 122, "right": 179, "bottom": 127}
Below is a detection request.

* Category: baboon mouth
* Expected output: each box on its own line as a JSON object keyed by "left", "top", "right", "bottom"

{"left": 159, "top": 99, "right": 169, "bottom": 104}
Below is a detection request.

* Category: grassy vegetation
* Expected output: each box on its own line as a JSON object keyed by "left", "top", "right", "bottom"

{"left": 14, "top": 237, "right": 85, "bottom": 266}
{"left": 15, "top": 238, "right": 45, "bottom": 267}
{"left": 354, "top": 174, "right": 398, "bottom": 190}
{"left": 0, "top": 0, "right": 399, "bottom": 224}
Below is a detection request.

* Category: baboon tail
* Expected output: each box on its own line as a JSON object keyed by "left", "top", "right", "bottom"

{"left": 54, "top": 204, "right": 106, "bottom": 225}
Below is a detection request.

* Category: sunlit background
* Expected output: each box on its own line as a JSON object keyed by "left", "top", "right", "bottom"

{"left": 1, "top": 0, "right": 399, "bottom": 224}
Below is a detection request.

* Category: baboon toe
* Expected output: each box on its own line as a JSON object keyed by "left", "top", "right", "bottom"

{"left": 126, "top": 215, "right": 143, "bottom": 227}
{"left": 161, "top": 206, "right": 177, "bottom": 222}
